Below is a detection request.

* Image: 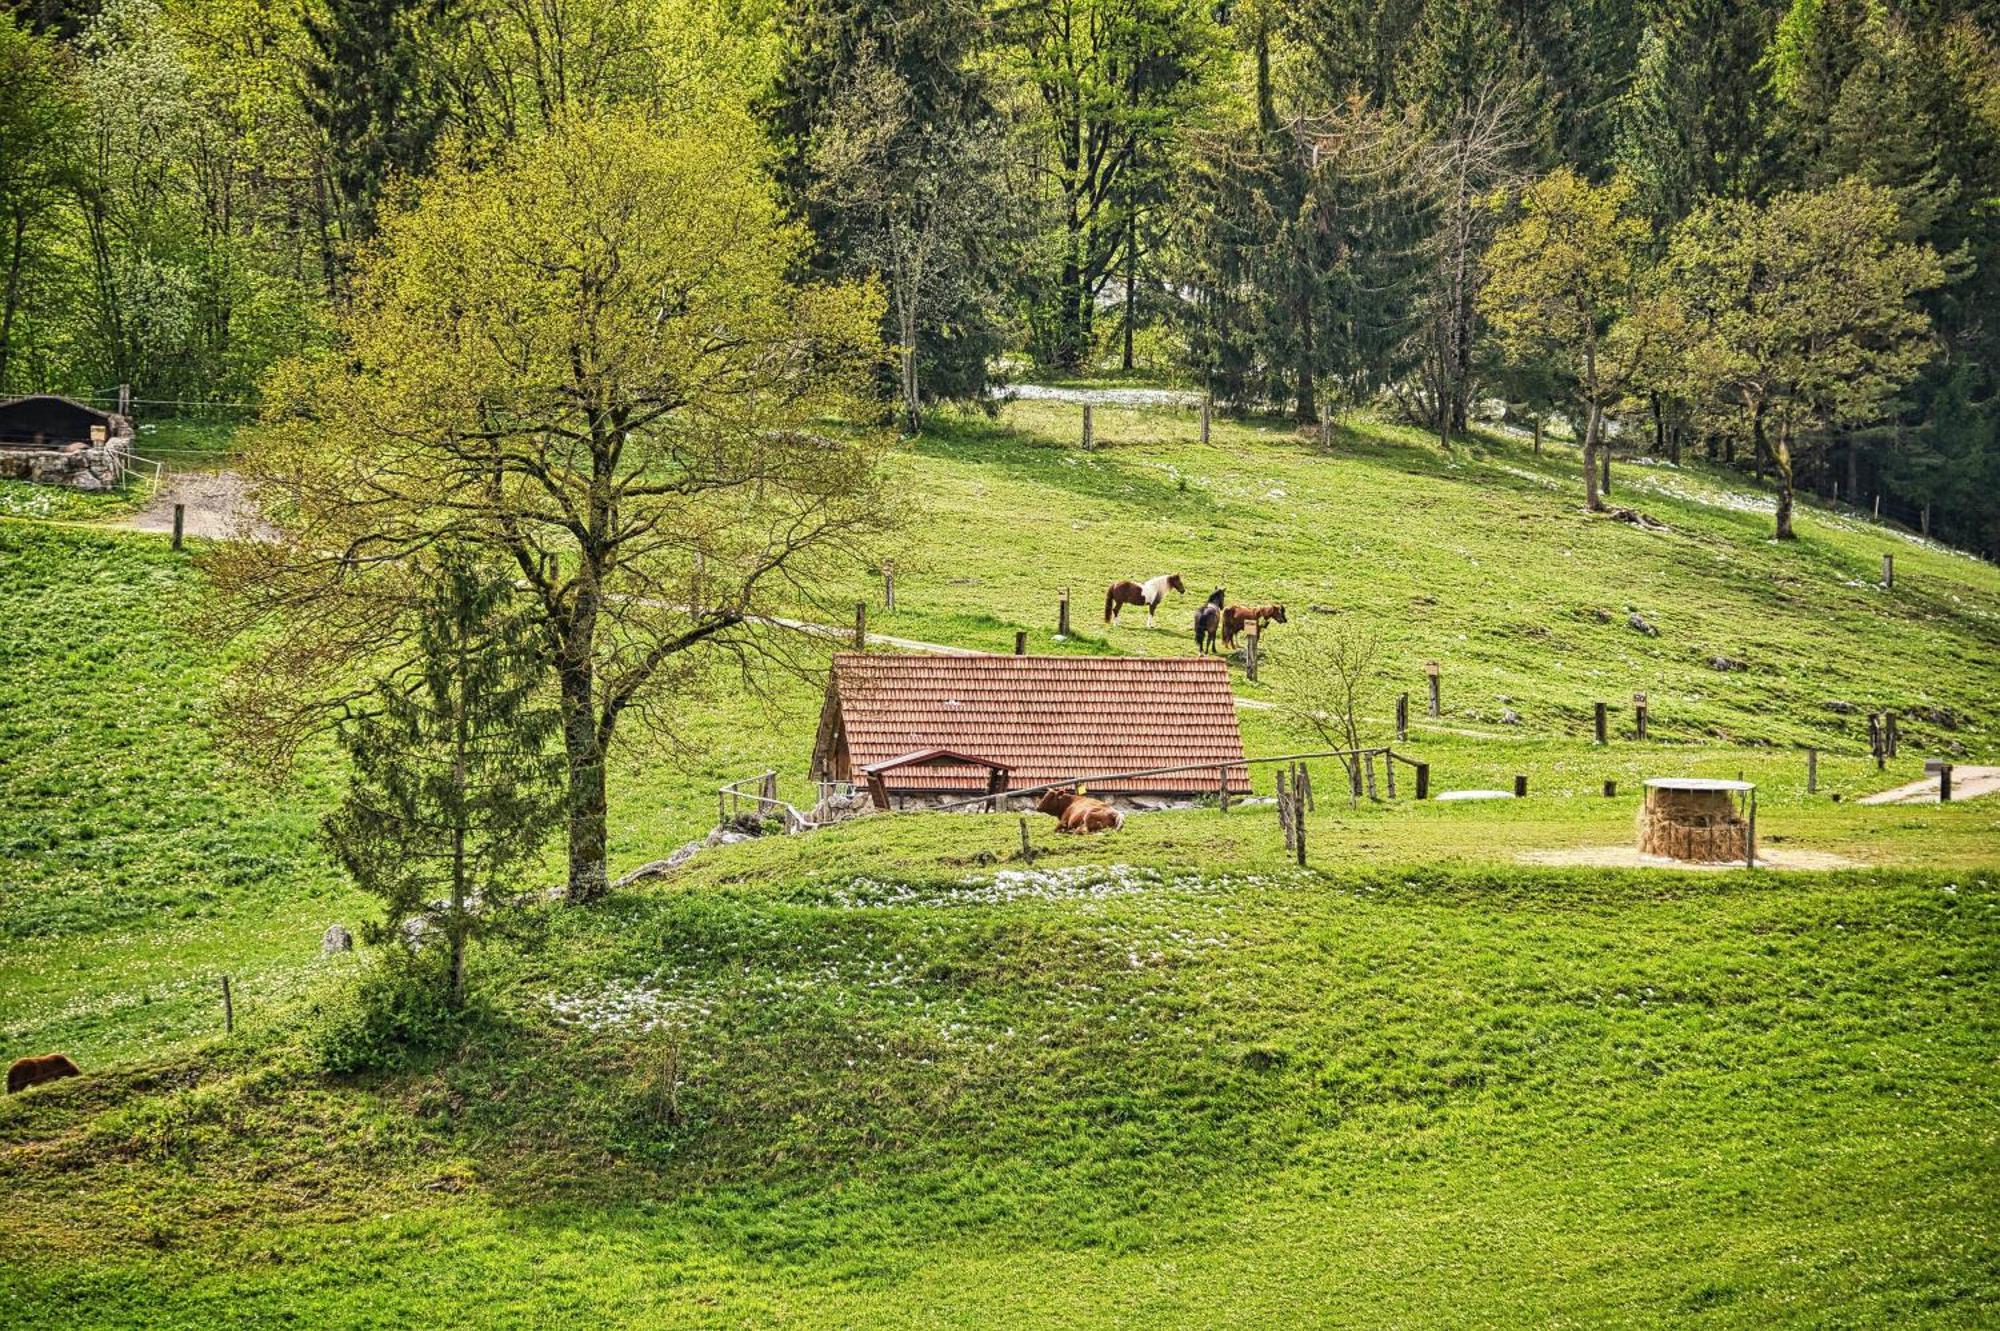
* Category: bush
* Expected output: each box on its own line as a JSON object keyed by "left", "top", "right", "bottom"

{"left": 308, "top": 950, "right": 484, "bottom": 1076}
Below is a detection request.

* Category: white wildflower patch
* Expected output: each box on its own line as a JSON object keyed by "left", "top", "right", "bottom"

{"left": 825, "top": 864, "right": 1307, "bottom": 912}
{"left": 544, "top": 977, "right": 704, "bottom": 1034}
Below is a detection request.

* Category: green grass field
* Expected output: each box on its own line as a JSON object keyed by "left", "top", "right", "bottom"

{"left": 1, "top": 401, "right": 1996, "bottom": 1326}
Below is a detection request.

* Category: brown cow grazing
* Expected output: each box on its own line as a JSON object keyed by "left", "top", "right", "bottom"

{"left": 1036, "top": 786, "right": 1125, "bottom": 834}
{"left": 7, "top": 1053, "right": 79, "bottom": 1094}
{"left": 1221, "top": 603, "right": 1287, "bottom": 650}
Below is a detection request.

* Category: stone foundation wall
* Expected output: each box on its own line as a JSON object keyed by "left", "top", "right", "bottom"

{"left": 0, "top": 423, "right": 132, "bottom": 491}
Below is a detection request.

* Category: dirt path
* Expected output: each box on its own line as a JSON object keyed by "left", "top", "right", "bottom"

{"left": 109, "top": 469, "right": 268, "bottom": 541}
{"left": 1856, "top": 765, "right": 2000, "bottom": 805}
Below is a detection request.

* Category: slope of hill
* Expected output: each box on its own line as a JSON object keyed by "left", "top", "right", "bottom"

{"left": 1, "top": 399, "right": 1997, "bottom": 1327}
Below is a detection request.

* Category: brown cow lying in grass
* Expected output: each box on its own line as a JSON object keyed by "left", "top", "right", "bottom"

{"left": 1036, "top": 787, "right": 1124, "bottom": 834}
{"left": 7, "top": 1053, "right": 79, "bottom": 1094}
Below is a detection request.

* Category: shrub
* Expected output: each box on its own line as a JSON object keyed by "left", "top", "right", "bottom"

{"left": 309, "top": 950, "right": 485, "bottom": 1076}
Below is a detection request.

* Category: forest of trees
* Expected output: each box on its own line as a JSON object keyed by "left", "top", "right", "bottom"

{"left": 3, "top": 0, "right": 1997, "bottom": 554}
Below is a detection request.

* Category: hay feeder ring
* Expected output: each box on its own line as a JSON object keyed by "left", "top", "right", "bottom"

{"left": 1639, "top": 778, "right": 1758, "bottom": 867}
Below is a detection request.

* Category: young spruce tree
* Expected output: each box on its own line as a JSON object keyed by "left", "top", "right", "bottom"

{"left": 324, "top": 553, "right": 564, "bottom": 1005}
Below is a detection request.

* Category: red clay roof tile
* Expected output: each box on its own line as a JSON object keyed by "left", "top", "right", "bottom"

{"left": 826, "top": 653, "right": 1249, "bottom": 794}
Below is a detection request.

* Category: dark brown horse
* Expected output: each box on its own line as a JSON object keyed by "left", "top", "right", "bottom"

{"left": 1194, "top": 589, "right": 1225, "bottom": 654}
{"left": 1104, "top": 574, "right": 1184, "bottom": 626}
{"left": 1222, "top": 604, "right": 1287, "bottom": 650}
{"left": 7, "top": 1053, "right": 79, "bottom": 1094}
{"left": 1036, "top": 787, "right": 1125, "bottom": 834}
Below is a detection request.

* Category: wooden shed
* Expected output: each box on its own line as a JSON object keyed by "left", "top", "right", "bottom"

{"left": 811, "top": 653, "right": 1249, "bottom": 807}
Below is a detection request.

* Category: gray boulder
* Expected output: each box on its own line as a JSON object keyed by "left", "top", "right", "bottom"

{"left": 321, "top": 924, "right": 354, "bottom": 955}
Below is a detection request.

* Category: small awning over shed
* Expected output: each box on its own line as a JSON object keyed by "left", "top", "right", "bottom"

{"left": 858, "top": 748, "right": 1013, "bottom": 809}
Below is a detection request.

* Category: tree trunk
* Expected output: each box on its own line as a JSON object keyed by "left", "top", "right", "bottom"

{"left": 1295, "top": 285, "right": 1317, "bottom": 424}
{"left": 1773, "top": 427, "right": 1796, "bottom": 540}
{"left": 1583, "top": 401, "right": 1604, "bottom": 511}
{"left": 1531, "top": 416, "right": 1542, "bottom": 455}
{"left": 559, "top": 660, "right": 609, "bottom": 902}
{"left": 0, "top": 212, "right": 26, "bottom": 393}
{"left": 1121, "top": 219, "right": 1136, "bottom": 374}
{"left": 1845, "top": 438, "right": 1860, "bottom": 503}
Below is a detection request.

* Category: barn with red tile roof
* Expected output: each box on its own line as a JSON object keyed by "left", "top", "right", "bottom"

{"left": 811, "top": 653, "right": 1249, "bottom": 805}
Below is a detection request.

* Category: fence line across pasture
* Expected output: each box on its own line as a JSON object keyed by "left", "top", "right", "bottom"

{"left": 926, "top": 746, "right": 1426, "bottom": 813}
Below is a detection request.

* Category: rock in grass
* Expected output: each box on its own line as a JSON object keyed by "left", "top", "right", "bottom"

{"left": 1500, "top": 709, "right": 1521, "bottom": 726}
{"left": 321, "top": 924, "right": 353, "bottom": 955}
{"left": 1707, "top": 655, "right": 1747, "bottom": 672}
{"left": 1627, "top": 612, "right": 1659, "bottom": 637}
{"left": 1823, "top": 699, "right": 1857, "bottom": 714}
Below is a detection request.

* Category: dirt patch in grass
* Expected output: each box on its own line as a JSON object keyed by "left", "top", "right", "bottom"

{"left": 1516, "top": 844, "right": 1865, "bottom": 870}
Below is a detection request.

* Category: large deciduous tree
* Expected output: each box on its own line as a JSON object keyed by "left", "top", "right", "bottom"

{"left": 1478, "top": 167, "right": 1650, "bottom": 510}
{"left": 1008, "top": 0, "right": 1219, "bottom": 371}
{"left": 1656, "top": 178, "right": 1944, "bottom": 540}
{"left": 0, "top": 13, "right": 78, "bottom": 395}
{"left": 212, "top": 112, "right": 893, "bottom": 903}
{"left": 766, "top": 0, "right": 1006, "bottom": 428}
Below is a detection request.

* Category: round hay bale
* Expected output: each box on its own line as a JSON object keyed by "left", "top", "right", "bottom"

{"left": 1637, "top": 779, "right": 1753, "bottom": 863}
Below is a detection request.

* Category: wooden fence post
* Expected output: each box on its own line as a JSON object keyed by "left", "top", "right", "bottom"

{"left": 1014, "top": 630, "right": 1027, "bottom": 656}
{"left": 1277, "top": 768, "right": 1294, "bottom": 852}
{"left": 117, "top": 383, "right": 131, "bottom": 417}
{"left": 1633, "top": 692, "right": 1648, "bottom": 740}
{"left": 882, "top": 560, "right": 895, "bottom": 611}
{"left": 1414, "top": 762, "right": 1430, "bottom": 800}
{"left": 1868, "top": 713, "right": 1884, "bottom": 770}
{"left": 1245, "top": 626, "right": 1259, "bottom": 681}
{"left": 1396, "top": 692, "right": 1409, "bottom": 741}
{"left": 1019, "top": 817, "right": 1035, "bottom": 863}
{"left": 1294, "top": 763, "right": 1308, "bottom": 867}
{"left": 1058, "top": 587, "right": 1071, "bottom": 637}
{"left": 220, "top": 975, "right": 234, "bottom": 1034}
{"left": 854, "top": 600, "right": 867, "bottom": 651}
{"left": 1939, "top": 764, "right": 1954, "bottom": 803}
{"left": 171, "top": 503, "right": 185, "bottom": 550}
{"left": 1884, "top": 712, "right": 1898, "bottom": 758}
{"left": 1882, "top": 553, "right": 1894, "bottom": 589}
{"left": 1200, "top": 398, "right": 1211, "bottom": 445}
{"left": 1513, "top": 774, "right": 1527, "bottom": 798}
{"left": 1807, "top": 746, "right": 1818, "bottom": 794}
{"left": 1384, "top": 753, "right": 1396, "bottom": 799}
{"left": 1082, "top": 403, "right": 1093, "bottom": 450}
{"left": 1364, "top": 752, "right": 1378, "bottom": 801}
{"left": 1424, "top": 661, "right": 1441, "bottom": 717}
{"left": 1298, "top": 763, "right": 1314, "bottom": 812}
{"left": 1603, "top": 779, "right": 1617, "bottom": 798}
{"left": 1594, "top": 702, "right": 1609, "bottom": 745}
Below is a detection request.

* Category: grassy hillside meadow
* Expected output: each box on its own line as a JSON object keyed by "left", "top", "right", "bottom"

{"left": 2, "top": 399, "right": 1997, "bottom": 1326}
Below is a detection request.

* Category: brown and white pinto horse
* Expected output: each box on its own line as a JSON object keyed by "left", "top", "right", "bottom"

{"left": 1222, "top": 603, "right": 1287, "bottom": 650}
{"left": 1036, "top": 787, "right": 1125, "bottom": 834}
{"left": 1104, "top": 574, "right": 1185, "bottom": 627}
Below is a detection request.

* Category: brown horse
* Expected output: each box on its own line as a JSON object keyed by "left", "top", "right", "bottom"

{"left": 7, "top": 1053, "right": 79, "bottom": 1094}
{"left": 1222, "top": 604, "right": 1287, "bottom": 650}
{"left": 1036, "top": 787, "right": 1125, "bottom": 834}
{"left": 1104, "top": 574, "right": 1184, "bottom": 627}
